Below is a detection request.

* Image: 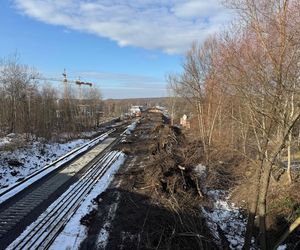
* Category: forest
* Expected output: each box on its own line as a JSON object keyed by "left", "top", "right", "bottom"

{"left": 0, "top": 55, "right": 109, "bottom": 140}
{"left": 168, "top": 0, "right": 300, "bottom": 249}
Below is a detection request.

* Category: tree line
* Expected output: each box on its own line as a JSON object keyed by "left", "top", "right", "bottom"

{"left": 168, "top": 0, "right": 300, "bottom": 249}
{"left": 0, "top": 55, "right": 103, "bottom": 140}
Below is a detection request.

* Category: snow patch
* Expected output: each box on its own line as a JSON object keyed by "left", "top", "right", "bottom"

{"left": 124, "top": 120, "right": 139, "bottom": 135}
{"left": 0, "top": 137, "right": 11, "bottom": 147}
{"left": 193, "top": 164, "right": 207, "bottom": 180}
{"left": 96, "top": 192, "right": 121, "bottom": 249}
{"left": 0, "top": 133, "right": 109, "bottom": 204}
{"left": 201, "top": 190, "right": 247, "bottom": 249}
{"left": 277, "top": 245, "right": 287, "bottom": 250}
{"left": 0, "top": 139, "right": 89, "bottom": 189}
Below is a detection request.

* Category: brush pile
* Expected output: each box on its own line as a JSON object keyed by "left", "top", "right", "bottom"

{"left": 109, "top": 111, "right": 218, "bottom": 249}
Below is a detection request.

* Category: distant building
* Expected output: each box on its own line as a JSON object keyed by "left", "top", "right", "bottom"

{"left": 129, "top": 106, "right": 143, "bottom": 117}
{"left": 180, "top": 114, "right": 190, "bottom": 129}
{"left": 147, "top": 106, "right": 167, "bottom": 113}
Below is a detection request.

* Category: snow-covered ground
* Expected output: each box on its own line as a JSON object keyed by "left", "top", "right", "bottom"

{"left": 124, "top": 120, "right": 139, "bottom": 135}
{"left": 202, "top": 190, "right": 288, "bottom": 250}
{"left": 201, "top": 190, "right": 247, "bottom": 249}
{"left": 0, "top": 138, "right": 90, "bottom": 190}
{"left": 0, "top": 137, "right": 11, "bottom": 147}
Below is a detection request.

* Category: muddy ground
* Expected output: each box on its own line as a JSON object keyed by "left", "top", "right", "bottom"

{"left": 79, "top": 112, "right": 218, "bottom": 250}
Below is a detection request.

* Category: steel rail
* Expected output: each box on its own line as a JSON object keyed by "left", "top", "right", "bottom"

{"left": 0, "top": 128, "right": 115, "bottom": 201}
{"left": 7, "top": 135, "right": 124, "bottom": 250}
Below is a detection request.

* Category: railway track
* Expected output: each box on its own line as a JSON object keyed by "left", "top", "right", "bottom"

{"left": 0, "top": 129, "right": 113, "bottom": 204}
{"left": 0, "top": 121, "right": 131, "bottom": 249}
{"left": 7, "top": 150, "right": 123, "bottom": 250}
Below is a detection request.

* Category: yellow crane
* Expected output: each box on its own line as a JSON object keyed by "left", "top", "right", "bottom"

{"left": 34, "top": 69, "right": 93, "bottom": 100}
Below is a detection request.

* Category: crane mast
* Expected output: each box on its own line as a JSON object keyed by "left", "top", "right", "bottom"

{"left": 62, "top": 69, "right": 69, "bottom": 100}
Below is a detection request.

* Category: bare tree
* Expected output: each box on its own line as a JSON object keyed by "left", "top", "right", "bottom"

{"left": 223, "top": 0, "right": 300, "bottom": 248}
{"left": 0, "top": 54, "right": 38, "bottom": 135}
{"left": 168, "top": 38, "right": 224, "bottom": 163}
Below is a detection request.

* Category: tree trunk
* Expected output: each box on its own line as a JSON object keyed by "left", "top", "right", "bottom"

{"left": 257, "top": 161, "right": 273, "bottom": 250}
{"left": 287, "top": 132, "right": 292, "bottom": 183}
{"left": 197, "top": 101, "right": 208, "bottom": 163}
{"left": 243, "top": 164, "right": 261, "bottom": 250}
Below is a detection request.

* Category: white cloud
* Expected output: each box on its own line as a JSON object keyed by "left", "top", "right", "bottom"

{"left": 13, "top": 0, "right": 231, "bottom": 54}
{"left": 172, "top": 1, "right": 223, "bottom": 18}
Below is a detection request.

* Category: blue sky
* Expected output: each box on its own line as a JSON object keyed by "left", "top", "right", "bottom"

{"left": 0, "top": 0, "right": 231, "bottom": 99}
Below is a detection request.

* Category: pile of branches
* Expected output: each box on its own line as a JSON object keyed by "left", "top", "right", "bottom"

{"left": 136, "top": 123, "right": 218, "bottom": 249}
{"left": 145, "top": 124, "right": 206, "bottom": 199}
